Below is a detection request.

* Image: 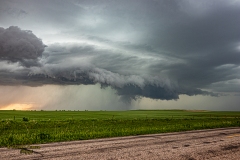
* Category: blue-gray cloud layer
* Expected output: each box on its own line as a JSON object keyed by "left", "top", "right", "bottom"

{"left": 0, "top": 0, "right": 240, "bottom": 102}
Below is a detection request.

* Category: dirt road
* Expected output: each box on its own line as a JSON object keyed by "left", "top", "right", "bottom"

{"left": 1, "top": 127, "right": 240, "bottom": 160}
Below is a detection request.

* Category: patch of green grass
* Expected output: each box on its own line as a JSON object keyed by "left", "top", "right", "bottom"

{"left": 1, "top": 110, "right": 233, "bottom": 121}
{"left": 0, "top": 110, "right": 240, "bottom": 147}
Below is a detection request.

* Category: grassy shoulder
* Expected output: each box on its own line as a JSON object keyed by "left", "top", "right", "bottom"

{"left": 1, "top": 110, "right": 240, "bottom": 147}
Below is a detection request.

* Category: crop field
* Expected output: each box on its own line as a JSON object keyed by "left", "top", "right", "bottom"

{"left": 1, "top": 110, "right": 240, "bottom": 147}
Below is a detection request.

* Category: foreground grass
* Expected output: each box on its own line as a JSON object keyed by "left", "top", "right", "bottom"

{"left": 1, "top": 110, "right": 240, "bottom": 147}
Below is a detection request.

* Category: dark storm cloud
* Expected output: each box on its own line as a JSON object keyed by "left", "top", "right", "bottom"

{"left": 28, "top": 55, "right": 181, "bottom": 101}
{"left": 0, "top": 0, "right": 240, "bottom": 103}
{"left": 142, "top": 0, "right": 240, "bottom": 93}
{"left": 1, "top": 40, "right": 216, "bottom": 101}
{"left": 0, "top": 26, "right": 45, "bottom": 67}
{"left": 0, "top": 26, "right": 181, "bottom": 101}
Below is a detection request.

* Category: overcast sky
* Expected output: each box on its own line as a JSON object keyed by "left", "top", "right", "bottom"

{"left": 0, "top": 0, "right": 240, "bottom": 110}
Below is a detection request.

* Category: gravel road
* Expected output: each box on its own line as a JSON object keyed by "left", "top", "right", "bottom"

{"left": 1, "top": 127, "right": 240, "bottom": 160}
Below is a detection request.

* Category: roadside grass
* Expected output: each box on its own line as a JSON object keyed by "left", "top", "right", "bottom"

{"left": 0, "top": 110, "right": 240, "bottom": 147}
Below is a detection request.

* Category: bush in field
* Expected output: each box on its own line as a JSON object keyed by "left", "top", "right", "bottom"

{"left": 22, "top": 117, "right": 29, "bottom": 122}
{"left": 37, "top": 133, "right": 50, "bottom": 140}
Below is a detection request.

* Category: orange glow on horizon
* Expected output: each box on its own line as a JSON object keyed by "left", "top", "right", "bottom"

{"left": 0, "top": 103, "right": 34, "bottom": 110}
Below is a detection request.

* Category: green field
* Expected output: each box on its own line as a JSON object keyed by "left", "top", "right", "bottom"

{"left": 1, "top": 110, "right": 240, "bottom": 147}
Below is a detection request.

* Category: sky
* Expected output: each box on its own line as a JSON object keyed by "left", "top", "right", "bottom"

{"left": 0, "top": 0, "right": 240, "bottom": 111}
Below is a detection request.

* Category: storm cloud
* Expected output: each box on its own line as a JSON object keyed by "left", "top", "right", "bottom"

{"left": 0, "top": 26, "right": 45, "bottom": 67}
{"left": 0, "top": 0, "right": 240, "bottom": 109}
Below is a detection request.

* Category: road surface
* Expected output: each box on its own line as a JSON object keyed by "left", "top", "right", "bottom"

{"left": 1, "top": 127, "right": 240, "bottom": 160}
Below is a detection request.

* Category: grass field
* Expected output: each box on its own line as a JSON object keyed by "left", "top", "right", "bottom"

{"left": 1, "top": 110, "right": 240, "bottom": 147}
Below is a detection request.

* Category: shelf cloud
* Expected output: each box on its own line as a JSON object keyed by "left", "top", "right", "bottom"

{"left": 0, "top": 0, "right": 240, "bottom": 109}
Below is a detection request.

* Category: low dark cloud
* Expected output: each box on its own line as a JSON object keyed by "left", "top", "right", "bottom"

{"left": 0, "top": 26, "right": 46, "bottom": 67}
{"left": 0, "top": 32, "right": 216, "bottom": 102}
